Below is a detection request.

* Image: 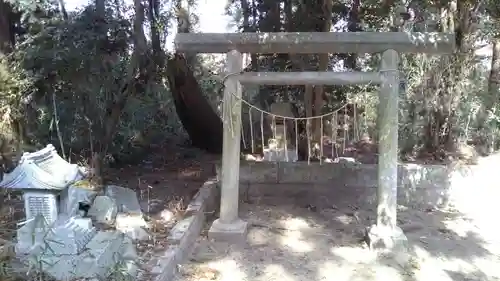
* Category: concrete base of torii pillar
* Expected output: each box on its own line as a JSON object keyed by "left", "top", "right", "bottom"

{"left": 365, "top": 224, "right": 408, "bottom": 252}
{"left": 208, "top": 218, "right": 248, "bottom": 243}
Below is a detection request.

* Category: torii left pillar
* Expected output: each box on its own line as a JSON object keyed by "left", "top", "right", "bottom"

{"left": 208, "top": 50, "right": 248, "bottom": 242}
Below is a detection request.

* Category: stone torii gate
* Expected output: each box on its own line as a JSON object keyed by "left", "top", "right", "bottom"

{"left": 175, "top": 29, "right": 454, "bottom": 249}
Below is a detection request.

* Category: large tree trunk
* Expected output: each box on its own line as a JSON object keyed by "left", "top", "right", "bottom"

{"left": 149, "top": 0, "right": 161, "bottom": 60}
{"left": 312, "top": 0, "right": 333, "bottom": 148}
{"left": 167, "top": 55, "right": 224, "bottom": 154}
{"left": 0, "top": 0, "right": 20, "bottom": 174}
{"left": 58, "top": 0, "right": 68, "bottom": 19}
{"left": 0, "top": 0, "right": 15, "bottom": 55}
{"left": 167, "top": 0, "right": 228, "bottom": 154}
{"left": 346, "top": 0, "right": 361, "bottom": 70}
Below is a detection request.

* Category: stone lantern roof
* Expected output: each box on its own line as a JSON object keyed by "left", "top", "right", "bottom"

{"left": 0, "top": 144, "right": 84, "bottom": 190}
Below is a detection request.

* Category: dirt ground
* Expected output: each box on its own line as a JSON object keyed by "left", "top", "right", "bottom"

{"left": 175, "top": 192, "right": 500, "bottom": 281}
{"left": 103, "top": 146, "right": 220, "bottom": 218}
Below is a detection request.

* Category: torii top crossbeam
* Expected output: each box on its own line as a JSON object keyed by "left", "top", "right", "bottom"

{"left": 174, "top": 32, "right": 455, "bottom": 54}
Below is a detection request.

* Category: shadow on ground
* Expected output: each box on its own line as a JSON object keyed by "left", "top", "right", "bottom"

{"left": 104, "top": 147, "right": 219, "bottom": 218}
{"left": 175, "top": 189, "right": 500, "bottom": 281}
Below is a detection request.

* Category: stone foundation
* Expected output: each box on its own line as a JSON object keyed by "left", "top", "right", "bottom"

{"left": 233, "top": 161, "right": 477, "bottom": 209}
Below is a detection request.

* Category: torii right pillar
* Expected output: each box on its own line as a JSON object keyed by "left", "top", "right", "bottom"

{"left": 366, "top": 49, "right": 408, "bottom": 251}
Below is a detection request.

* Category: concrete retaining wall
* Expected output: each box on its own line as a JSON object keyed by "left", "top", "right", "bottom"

{"left": 236, "top": 161, "right": 478, "bottom": 209}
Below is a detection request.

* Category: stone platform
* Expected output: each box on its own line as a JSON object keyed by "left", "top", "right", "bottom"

{"left": 236, "top": 161, "right": 475, "bottom": 209}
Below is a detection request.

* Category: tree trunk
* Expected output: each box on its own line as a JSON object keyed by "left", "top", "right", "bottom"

{"left": 95, "top": 0, "right": 105, "bottom": 18}
{"left": 176, "top": 0, "right": 196, "bottom": 68}
{"left": 487, "top": 40, "right": 500, "bottom": 109}
{"left": 90, "top": 0, "right": 148, "bottom": 186}
{"left": 484, "top": 39, "right": 500, "bottom": 151}
{"left": 0, "top": 0, "right": 15, "bottom": 55}
{"left": 250, "top": 0, "right": 259, "bottom": 70}
{"left": 241, "top": 0, "right": 258, "bottom": 71}
{"left": 346, "top": 0, "right": 361, "bottom": 70}
{"left": 58, "top": 0, "right": 68, "bottom": 19}
{"left": 149, "top": 0, "right": 162, "bottom": 67}
{"left": 269, "top": 0, "right": 281, "bottom": 31}
{"left": 312, "top": 0, "right": 332, "bottom": 154}
{"left": 167, "top": 54, "right": 224, "bottom": 154}
{"left": 167, "top": 0, "right": 230, "bottom": 154}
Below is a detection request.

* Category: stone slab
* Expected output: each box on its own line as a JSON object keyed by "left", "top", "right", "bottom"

{"left": 88, "top": 196, "right": 118, "bottom": 225}
{"left": 115, "top": 213, "right": 150, "bottom": 241}
{"left": 105, "top": 185, "right": 143, "bottom": 214}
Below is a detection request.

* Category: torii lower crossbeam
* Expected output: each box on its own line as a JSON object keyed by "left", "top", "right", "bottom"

{"left": 225, "top": 71, "right": 382, "bottom": 85}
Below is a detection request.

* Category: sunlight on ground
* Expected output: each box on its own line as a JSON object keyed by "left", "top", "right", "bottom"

{"left": 204, "top": 259, "right": 247, "bottom": 281}
{"left": 317, "top": 261, "right": 354, "bottom": 280}
{"left": 176, "top": 198, "right": 500, "bottom": 281}
{"left": 278, "top": 217, "right": 314, "bottom": 253}
{"left": 335, "top": 214, "right": 357, "bottom": 225}
{"left": 331, "top": 246, "right": 376, "bottom": 263}
{"left": 280, "top": 217, "right": 310, "bottom": 230}
{"left": 279, "top": 230, "right": 314, "bottom": 253}
{"left": 261, "top": 264, "right": 297, "bottom": 280}
{"left": 177, "top": 154, "right": 500, "bottom": 281}
{"left": 473, "top": 258, "right": 500, "bottom": 277}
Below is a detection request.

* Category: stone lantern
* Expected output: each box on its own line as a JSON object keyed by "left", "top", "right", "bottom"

{"left": 0, "top": 144, "right": 84, "bottom": 224}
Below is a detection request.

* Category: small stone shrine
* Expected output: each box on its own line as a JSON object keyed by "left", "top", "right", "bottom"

{"left": 264, "top": 102, "right": 298, "bottom": 162}
{"left": 0, "top": 144, "right": 150, "bottom": 280}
